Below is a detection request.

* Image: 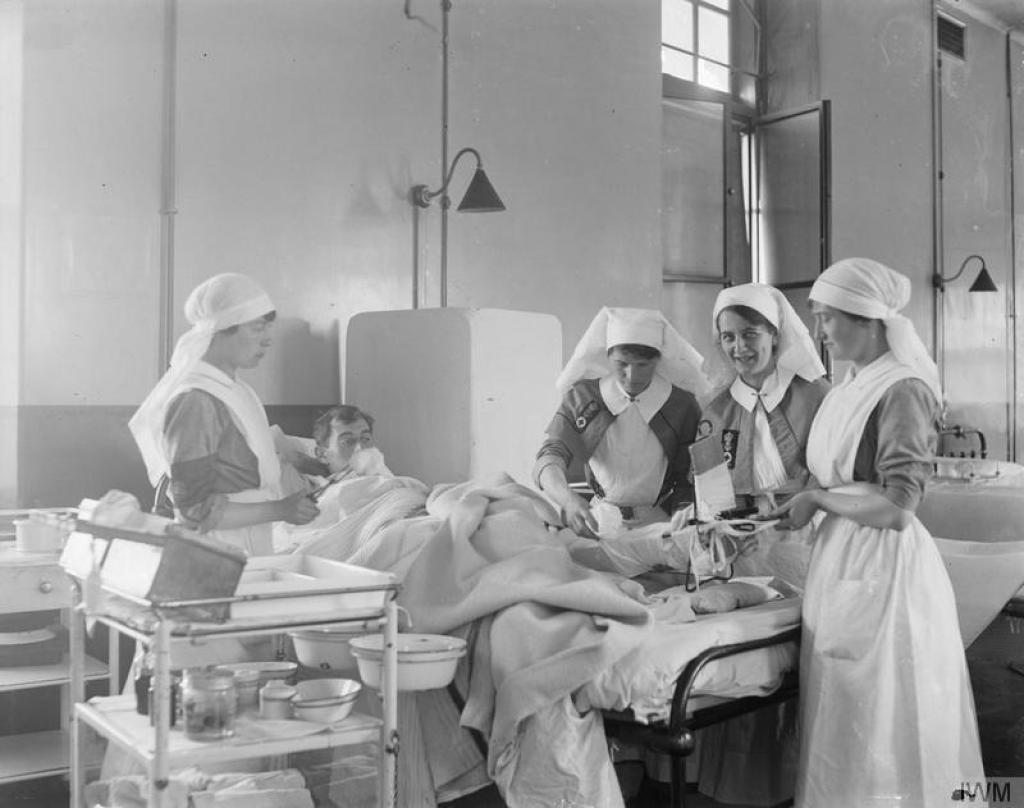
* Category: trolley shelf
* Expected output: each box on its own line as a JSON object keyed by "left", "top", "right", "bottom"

{"left": 76, "top": 696, "right": 383, "bottom": 769}
{"left": 68, "top": 547, "right": 402, "bottom": 808}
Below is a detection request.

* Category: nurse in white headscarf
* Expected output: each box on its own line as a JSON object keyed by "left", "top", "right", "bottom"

{"left": 767, "top": 258, "right": 985, "bottom": 807}
{"left": 693, "top": 283, "right": 829, "bottom": 807}
{"left": 532, "top": 307, "right": 707, "bottom": 538}
{"left": 129, "top": 273, "right": 319, "bottom": 556}
{"left": 702, "top": 283, "right": 829, "bottom": 507}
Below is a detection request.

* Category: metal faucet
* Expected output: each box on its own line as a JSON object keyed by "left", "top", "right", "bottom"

{"left": 939, "top": 424, "right": 988, "bottom": 459}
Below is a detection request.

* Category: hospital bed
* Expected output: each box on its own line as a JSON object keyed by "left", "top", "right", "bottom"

{"left": 450, "top": 595, "right": 801, "bottom": 808}
{"left": 594, "top": 596, "right": 800, "bottom": 808}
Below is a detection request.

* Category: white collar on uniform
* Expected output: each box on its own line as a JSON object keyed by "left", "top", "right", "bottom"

{"left": 599, "top": 373, "right": 671, "bottom": 423}
{"left": 728, "top": 367, "right": 795, "bottom": 414}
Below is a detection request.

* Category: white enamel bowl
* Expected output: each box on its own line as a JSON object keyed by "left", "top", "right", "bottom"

{"left": 288, "top": 626, "right": 367, "bottom": 672}
{"left": 291, "top": 677, "right": 361, "bottom": 724}
{"left": 349, "top": 633, "right": 467, "bottom": 691}
{"left": 215, "top": 659, "right": 298, "bottom": 686}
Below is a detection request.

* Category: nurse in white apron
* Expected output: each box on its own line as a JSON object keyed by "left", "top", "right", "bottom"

{"left": 768, "top": 258, "right": 985, "bottom": 807}
{"left": 128, "top": 273, "right": 318, "bottom": 669}
{"left": 130, "top": 272, "right": 318, "bottom": 555}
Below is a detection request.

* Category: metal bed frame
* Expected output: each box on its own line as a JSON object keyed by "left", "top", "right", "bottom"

{"left": 447, "top": 624, "right": 799, "bottom": 808}
{"left": 602, "top": 625, "right": 800, "bottom": 808}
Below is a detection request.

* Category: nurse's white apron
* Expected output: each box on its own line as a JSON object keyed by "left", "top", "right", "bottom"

{"left": 162, "top": 366, "right": 282, "bottom": 667}
{"left": 798, "top": 355, "right": 985, "bottom": 808}
{"left": 179, "top": 365, "right": 282, "bottom": 557}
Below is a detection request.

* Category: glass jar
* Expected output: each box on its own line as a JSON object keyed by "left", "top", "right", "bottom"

{"left": 182, "top": 668, "right": 237, "bottom": 740}
{"left": 231, "top": 668, "right": 261, "bottom": 717}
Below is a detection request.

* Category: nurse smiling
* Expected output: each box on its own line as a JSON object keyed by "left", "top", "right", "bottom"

{"left": 716, "top": 307, "right": 778, "bottom": 390}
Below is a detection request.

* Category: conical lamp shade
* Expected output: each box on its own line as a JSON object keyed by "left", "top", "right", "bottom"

{"left": 457, "top": 167, "right": 505, "bottom": 212}
{"left": 968, "top": 266, "right": 997, "bottom": 292}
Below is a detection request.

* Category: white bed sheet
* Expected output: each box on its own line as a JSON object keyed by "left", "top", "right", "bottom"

{"left": 578, "top": 597, "right": 801, "bottom": 723}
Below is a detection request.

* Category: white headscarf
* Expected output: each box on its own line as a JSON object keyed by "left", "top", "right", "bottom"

{"left": 555, "top": 307, "right": 709, "bottom": 397}
{"left": 809, "top": 257, "right": 942, "bottom": 401}
{"left": 706, "top": 283, "right": 826, "bottom": 388}
{"left": 129, "top": 273, "right": 276, "bottom": 486}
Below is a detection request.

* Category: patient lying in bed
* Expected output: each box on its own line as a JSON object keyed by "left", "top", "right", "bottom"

{"left": 272, "top": 405, "right": 429, "bottom": 555}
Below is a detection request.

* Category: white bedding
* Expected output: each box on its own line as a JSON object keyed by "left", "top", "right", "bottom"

{"left": 578, "top": 597, "right": 801, "bottom": 723}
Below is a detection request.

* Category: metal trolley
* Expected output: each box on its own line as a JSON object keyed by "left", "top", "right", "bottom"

{"left": 65, "top": 537, "right": 401, "bottom": 808}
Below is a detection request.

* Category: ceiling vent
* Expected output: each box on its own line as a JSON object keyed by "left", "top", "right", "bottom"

{"left": 937, "top": 14, "right": 966, "bottom": 60}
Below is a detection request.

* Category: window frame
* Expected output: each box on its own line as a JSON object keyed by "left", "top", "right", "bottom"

{"left": 661, "top": 0, "right": 759, "bottom": 98}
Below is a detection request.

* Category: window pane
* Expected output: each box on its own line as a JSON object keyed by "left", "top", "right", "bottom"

{"left": 758, "top": 110, "right": 822, "bottom": 285}
{"left": 662, "top": 47, "right": 694, "bottom": 81}
{"left": 698, "top": 7, "right": 729, "bottom": 64}
{"left": 703, "top": 0, "right": 730, "bottom": 10}
{"left": 662, "top": 0, "right": 694, "bottom": 52}
{"left": 698, "top": 58, "right": 729, "bottom": 92}
{"left": 662, "top": 99, "right": 724, "bottom": 276}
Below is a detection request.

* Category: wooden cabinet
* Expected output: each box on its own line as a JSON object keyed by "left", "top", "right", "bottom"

{"left": 0, "top": 513, "right": 116, "bottom": 786}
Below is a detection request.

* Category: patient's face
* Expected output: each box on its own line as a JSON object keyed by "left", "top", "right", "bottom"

{"left": 322, "top": 418, "right": 374, "bottom": 473}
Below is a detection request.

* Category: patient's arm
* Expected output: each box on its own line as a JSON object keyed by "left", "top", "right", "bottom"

{"left": 568, "top": 526, "right": 699, "bottom": 578}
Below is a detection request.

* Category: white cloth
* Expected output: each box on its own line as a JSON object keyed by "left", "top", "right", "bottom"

{"left": 706, "top": 283, "right": 825, "bottom": 388}
{"left": 809, "top": 257, "right": 942, "bottom": 402}
{"left": 130, "top": 273, "right": 275, "bottom": 486}
{"left": 588, "top": 375, "right": 670, "bottom": 508}
{"left": 798, "top": 352, "right": 985, "bottom": 807}
{"left": 556, "top": 307, "right": 709, "bottom": 397}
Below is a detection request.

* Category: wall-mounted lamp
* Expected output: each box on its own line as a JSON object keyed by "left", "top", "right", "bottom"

{"left": 411, "top": 147, "right": 504, "bottom": 212}
{"left": 933, "top": 254, "right": 998, "bottom": 293}
{"left": 407, "top": 0, "right": 506, "bottom": 309}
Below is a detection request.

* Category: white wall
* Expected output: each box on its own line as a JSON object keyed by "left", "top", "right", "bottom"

{"left": 21, "top": 0, "right": 165, "bottom": 407}
{"left": 937, "top": 10, "right": 1015, "bottom": 458}
{"left": 6, "top": 0, "right": 663, "bottom": 505}
{"left": 819, "top": 0, "right": 935, "bottom": 338}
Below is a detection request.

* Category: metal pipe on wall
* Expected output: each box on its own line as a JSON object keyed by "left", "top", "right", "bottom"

{"left": 158, "top": 0, "right": 179, "bottom": 371}
{"left": 931, "top": 1, "right": 947, "bottom": 394}
{"left": 1006, "top": 31, "right": 1019, "bottom": 460}
{"left": 439, "top": 0, "right": 451, "bottom": 307}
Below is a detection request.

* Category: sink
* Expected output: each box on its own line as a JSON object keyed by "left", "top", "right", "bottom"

{"left": 918, "top": 477, "right": 1024, "bottom": 646}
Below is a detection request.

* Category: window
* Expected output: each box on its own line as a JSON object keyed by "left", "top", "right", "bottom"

{"left": 661, "top": 0, "right": 732, "bottom": 93}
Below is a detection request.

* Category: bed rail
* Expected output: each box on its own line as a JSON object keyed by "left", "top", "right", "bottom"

{"left": 602, "top": 625, "right": 800, "bottom": 808}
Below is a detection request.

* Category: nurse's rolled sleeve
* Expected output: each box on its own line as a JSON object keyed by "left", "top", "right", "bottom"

{"left": 164, "top": 390, "right": 249, "bottom": 531}
{"left": 873, "top": 379, "right": 939, "bottom": 512}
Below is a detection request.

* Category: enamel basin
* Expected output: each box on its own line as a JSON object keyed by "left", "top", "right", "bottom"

{"left": 918, "top": 473, "right": 1024, "bottom": 647}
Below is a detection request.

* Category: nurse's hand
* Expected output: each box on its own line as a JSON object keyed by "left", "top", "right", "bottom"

{"left": 563, "top": 496, "right": 598, "bottom": 538}
{"left": 764, "top": 490, "right": 819, "bottom": 531}
{"left": 279, "top": 491, "right": 320, "bottom": 525}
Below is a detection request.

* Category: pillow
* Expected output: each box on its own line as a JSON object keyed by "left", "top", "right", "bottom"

{"left": 690, "top": 581, "right": 768, "bottom": 614}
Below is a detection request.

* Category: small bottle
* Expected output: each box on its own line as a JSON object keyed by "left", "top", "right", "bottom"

{"left": 134, "top": 651, "right": 154, "bottom": 716}
{"left": 259, "top": 681, "right": 296, "bottom": 720}
{"left": 149, "top": 669, "right": 182, "bottom": 728}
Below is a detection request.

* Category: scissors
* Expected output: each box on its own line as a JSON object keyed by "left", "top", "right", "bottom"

{"left": 307, "top": 477, "right": 339, "bottom": 502}
{"left": 717, "top": 518, "right": 779, "bottom": 537}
